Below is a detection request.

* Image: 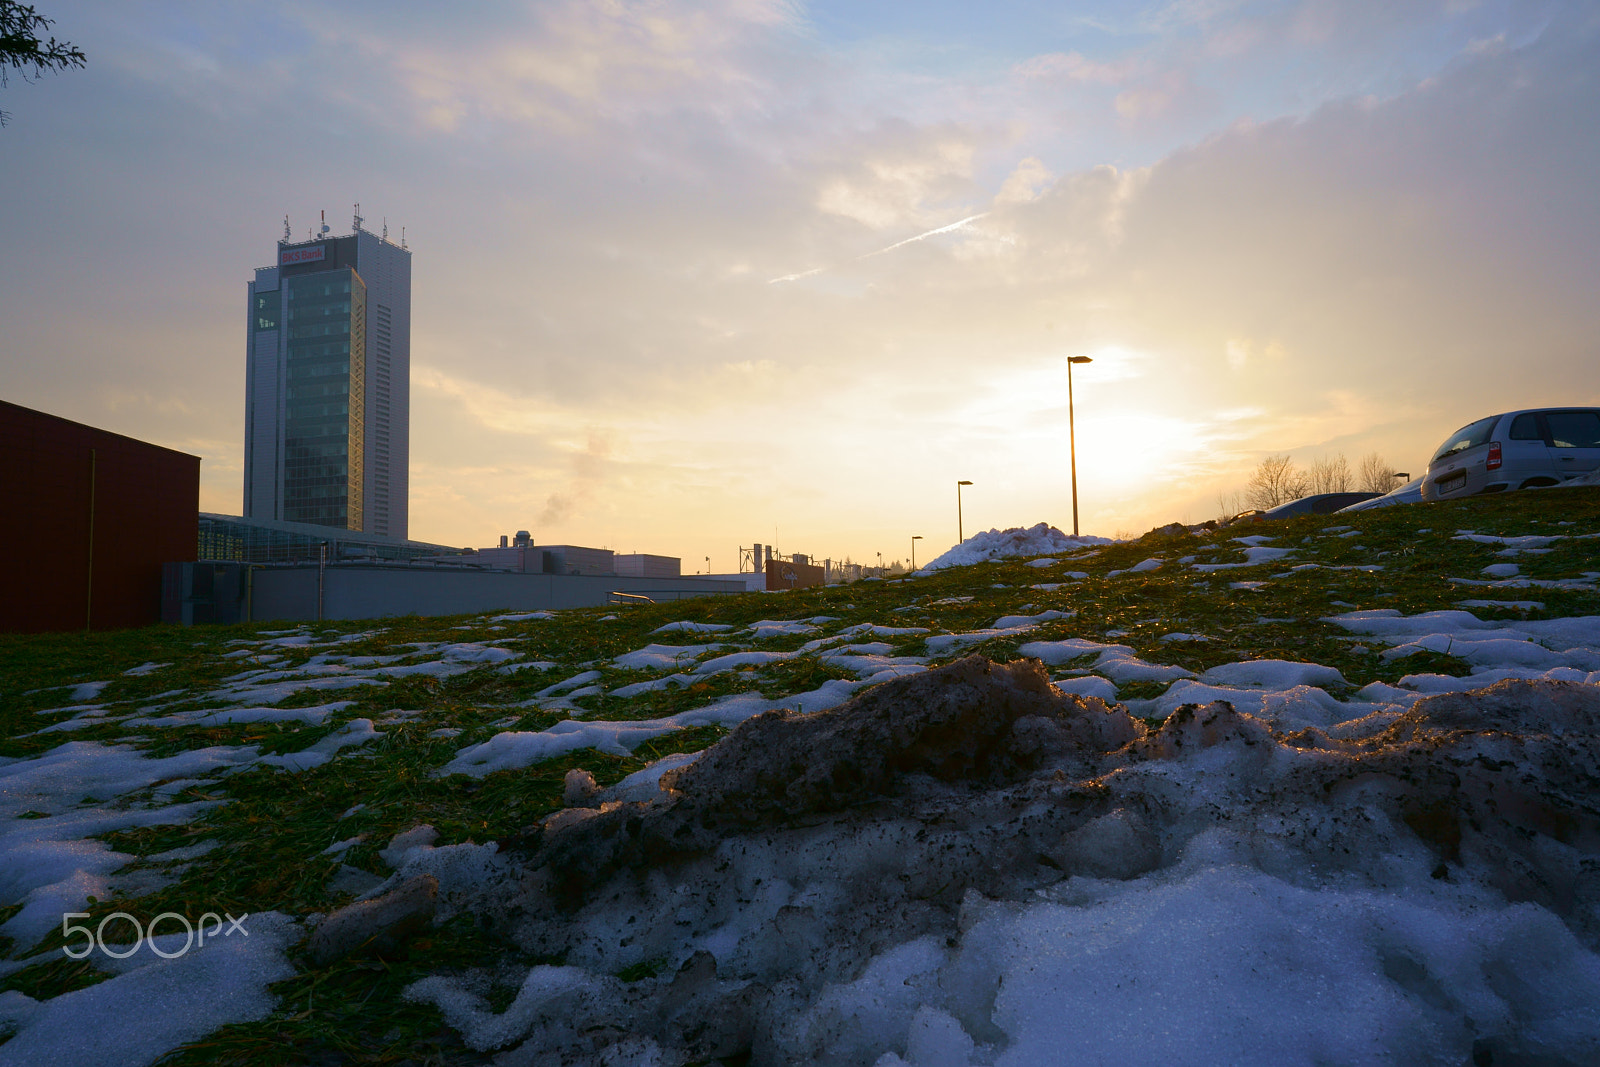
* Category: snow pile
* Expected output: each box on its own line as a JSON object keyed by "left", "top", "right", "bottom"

{"left": 410, "top": 660, "right": 1600, "bottom": 1065}
{"left": 919, "top": 523, "right": 1110, "bottom": 572}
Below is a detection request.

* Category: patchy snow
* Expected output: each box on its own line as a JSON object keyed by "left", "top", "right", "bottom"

{"left": 121, "top": 663, "right": 169, "bottom": 677}
{"left": 1015, "top": 637, "right": 1115, "bottom": 665}
{"left": 989, "top": 609, "right": 1072, "bottom": 630}
{"left": 535, "top": 671, "right": 605, "bottom": 698}
{"left": 609, "top": 673, "right": 697, "bottom": 698}
{"left": 654, "top": 620, "right": 734, "bottom": 634}
{"left": 837, "top": 623, "right": 930, "bottom": 639}
{"left": 0, "top": 800, "right": 225, "bottom": 952}
{"left": 925, "top": 630, "right": 1023, "bottom": 655}
{"left": 612, "top": 643, "right": 722, "bottom": 671}
{"left": 1199, "top": 659, "right": 1349, "bottom": 690}
{"left": 125, "top": 700, "right": 358, "bottom": 730}
{"left": 1193, "top": 544, "right": 1295, "bottom": 571}
{"left": 439, "top": 678, "right": 876, "bottom": 778}
{"left": 257, "top": 719, "right": 383, "bottom": 772}
{"left": 7, "top": 511, "right": 1600, "bottom": 1064}
{"left": 695, "top": 650, "right": 797, "bottom": 675}
{"left": 746, "top": 617, "right": 836, "bottom": 638}
{"left": 0, "top": 913, "right": 299, "bottom": 1067}
{"left": 1106, "top": 558, "right": 1163, "bottom": 578}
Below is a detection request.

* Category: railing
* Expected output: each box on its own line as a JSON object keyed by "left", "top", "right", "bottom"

{"left": 608, "top": 591, "right": 655, "bottom": 605}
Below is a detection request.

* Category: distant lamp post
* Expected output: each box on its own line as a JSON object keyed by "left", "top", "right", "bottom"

{"left": 911, "top": 535, "right": 923, "bottom": 571}
{"left": 704, "top": 556, "right": 711, "bottom": 574}
{"left": 957, "top": 480, "right": 973, "bottom": 544}
{"left": 1394, "top": 472, "right": 1410, "bottom": 483}
{"left": 1066, "top": 356, "right": 1093, "bottom": 538}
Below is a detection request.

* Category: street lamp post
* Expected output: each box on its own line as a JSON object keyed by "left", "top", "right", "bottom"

{"left": 1066, "top": 356, "right": 1093, "bottom": 538}
{"left": 911, "top": 535, "right": 923, "bottom": 571}
{"left": 956, "top": 480, "right": 972, "bottom": 544}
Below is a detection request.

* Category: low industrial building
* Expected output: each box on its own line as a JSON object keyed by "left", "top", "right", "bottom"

{"left": 1, "top": 400, "right": 199, "bottom": 632}
{"left": 613, "top": 553, "right": 680, "bottom": 579}
{"left": 166, "top": 526, "right": 725, "bottom": 623}
{"left": 163, "top": 560, "right": 743, "bottom": 623}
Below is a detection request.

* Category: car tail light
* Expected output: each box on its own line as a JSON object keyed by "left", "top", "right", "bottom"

{"left": 1487, "top": 442, "right": 1502, "bottom": 471}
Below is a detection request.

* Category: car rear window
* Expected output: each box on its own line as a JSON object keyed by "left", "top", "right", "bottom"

{"left": 1546, "top": 411, "right": 1600, "bottom": 448}
{"left": 1431, "top": 416, "right": 1500, "bottom": 463}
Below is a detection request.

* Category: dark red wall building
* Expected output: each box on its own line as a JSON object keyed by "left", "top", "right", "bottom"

{"left": 0, "top": 400, "right": 200, "bottom": 633}
{"left": 765, "top": 557, "right": 826, "bottom": 591}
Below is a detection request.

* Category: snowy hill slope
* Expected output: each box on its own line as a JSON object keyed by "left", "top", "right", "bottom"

{"left": 1, "top": 487, "right": 1598, "bottom": 1065}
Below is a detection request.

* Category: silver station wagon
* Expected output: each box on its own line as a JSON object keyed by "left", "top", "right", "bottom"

{"left": 1422, "top": 407, "right": 1600, "bottom": 502}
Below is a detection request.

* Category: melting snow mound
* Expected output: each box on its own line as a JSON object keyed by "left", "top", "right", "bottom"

{"left": 407, "top": 660, "right": 1600, "bottom": 1065}
{"left": 920, "top": 523, "right": 1111, "bottom": 572}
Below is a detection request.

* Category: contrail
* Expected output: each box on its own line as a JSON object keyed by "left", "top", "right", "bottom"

{"left": 767, "top": 211, "right": 989, "bottom": 284}
{"left": 768, "top": 267, "right": 826, "bottom": 284}
{"left": 859, "top": 212, "right": 988, "bottom": 259}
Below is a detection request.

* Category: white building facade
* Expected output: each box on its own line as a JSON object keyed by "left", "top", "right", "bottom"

{"left": 243, "top": 211, "right": 412, "bottom": 539}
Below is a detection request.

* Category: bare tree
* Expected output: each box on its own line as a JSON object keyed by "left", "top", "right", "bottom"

{"left": 1307, "top": 453, "right": 1352, "bottom": 494}
{"left": 1357, "top": 452, "right": 1396, "bottom": 494}
{"left": 1246, "top": 454, "right": 1308, "bottom": 510}
{"left": 1216, "top": 489, "right": 1244, "bottom": 522}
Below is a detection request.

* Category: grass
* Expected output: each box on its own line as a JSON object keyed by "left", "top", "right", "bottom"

{"left": 0, "top": 486, "right": 1597, "bottom": 1062}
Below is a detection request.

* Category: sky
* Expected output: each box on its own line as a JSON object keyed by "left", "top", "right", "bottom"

{"left": 2, "top": 0, "right": 1596, "bottom": 569}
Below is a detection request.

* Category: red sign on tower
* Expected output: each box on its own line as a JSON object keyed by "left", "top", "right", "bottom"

{"left": 280, "top": 245, "right": 327, "bottom": 266}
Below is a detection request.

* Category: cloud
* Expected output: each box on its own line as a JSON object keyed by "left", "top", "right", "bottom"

{"left": 4, "top": 0, "right": 1599, "bottom": 557}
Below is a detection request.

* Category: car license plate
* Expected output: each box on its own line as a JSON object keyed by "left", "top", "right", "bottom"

{"left": 1437, "top": 472, "right": 1466, "bottom": 494}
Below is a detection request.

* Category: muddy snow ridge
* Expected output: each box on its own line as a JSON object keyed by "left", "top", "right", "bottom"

{"left": 398, "top": 655, "right": 1600, "bottom": 1066}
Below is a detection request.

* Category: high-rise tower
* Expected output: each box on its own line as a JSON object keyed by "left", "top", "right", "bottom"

{"left": 243, "top": 208, "right": 411, "bottom": 539}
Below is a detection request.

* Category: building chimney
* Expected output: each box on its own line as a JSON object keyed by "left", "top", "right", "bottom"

{"left": 499, "top": 535, "right": 509, "bottom": 549}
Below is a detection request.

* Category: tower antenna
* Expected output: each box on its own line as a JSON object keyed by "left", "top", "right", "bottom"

{"left": 382, "top": 217, "right": 388, "bottom": 241}
{"left": 319, "top": 210, "right": 330, "bottom": 237}
{"left": 401, "top": 226, "right": 407, "bottom": 250}
{"left": 282, "top": 215, "right": 291, "bottom": 241}
{"left": 353, "top": 202, "right": 363, "bottom": 231}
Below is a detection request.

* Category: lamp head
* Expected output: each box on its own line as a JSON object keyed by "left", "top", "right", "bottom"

{"left": 957, "top": 480, "right": 973, "bottom": 486}
{"left": 1067, "top": 356, "right": 1093, "bottom": 364}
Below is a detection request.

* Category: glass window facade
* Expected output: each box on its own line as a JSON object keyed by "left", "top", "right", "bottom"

{"left": 198, "top": 515, "right": 458, "bottom": 563}
{"left": 282, "top": 269, "right": 366, "bottom": 529}
{"left": 253, "top": 290, "right": 279, "bottom": 331}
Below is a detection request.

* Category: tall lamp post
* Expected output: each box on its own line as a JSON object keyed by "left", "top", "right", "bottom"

{"left": 956, "top": 480, "right": 972, "bottom": 544}
{"left": 1066, "top": 356, "right": 1093, "bottom": 538}
{"left": 911, "top": 535, "right": 922, "bottom": 571}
